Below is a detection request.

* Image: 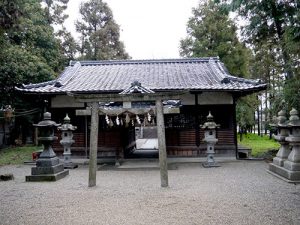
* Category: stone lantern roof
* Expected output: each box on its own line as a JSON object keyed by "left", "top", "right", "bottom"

{"left": 58, "top": 114, "right": 77, "bottom": 131}
{"left": 33, "top": 112, "right": 60, "bottom": 127}
{"left": 201, "top": 112, "right": 220, "bottom": 129}
{"left": 277, "top": 110, "right": 289, "bottom": 127}
{"left": 288, "top": 108, "right": 300, "bottom": 127}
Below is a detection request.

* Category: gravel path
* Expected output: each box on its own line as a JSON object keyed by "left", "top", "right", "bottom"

{"left": 0, "top": 161, "right": 299, "bottom": 225}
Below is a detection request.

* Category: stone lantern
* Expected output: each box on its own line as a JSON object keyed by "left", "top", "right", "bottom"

{"left": 201, "top": 112, "right": 220, "bottom": 167}
{"left": 272, "top": 110, "right": 290, "bottom": 167}
{"left": 58, "top": 114, "right": 78, "bottom": 169}
{"left": 283, "top": 108, "right": 300, "bottom": 180}
{"left": 26, "top": 112, "right": 69, "bottom": 181}
{"left": 269, "top": 108, "right": 300, "bottom": 182}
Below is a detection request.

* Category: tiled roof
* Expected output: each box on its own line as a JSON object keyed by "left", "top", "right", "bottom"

{"left": 18, "top": 57, "right": 266, "bottom": 94}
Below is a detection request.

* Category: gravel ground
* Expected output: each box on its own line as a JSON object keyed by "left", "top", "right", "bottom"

{"left": 0, "top": 161, "right": 299, "bottom": 225}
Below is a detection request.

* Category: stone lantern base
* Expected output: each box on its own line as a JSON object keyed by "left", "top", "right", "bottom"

{"left": 26, "top": 156, "right": 69, "bottom": 182}
{"left": 202, "top": 155, "right": 220, "bottom": 168}
{"left": 268, "top": 163, "right": 300, "bottom": 183}
{"left": 64, "top": 162, "right": 78, "bottom": 169}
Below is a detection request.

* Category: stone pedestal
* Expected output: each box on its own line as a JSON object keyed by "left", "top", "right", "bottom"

{"left": 201, "top": 112, "right": 220, "bottom": 168}
{"left": 269, "top": 108, "right": 300, "bottom": 182}
{"left": 26, "top": 112, "right": 69, "bottom": 182}
{"left": 202, "top": 139, "right": 219, "bottom": 168}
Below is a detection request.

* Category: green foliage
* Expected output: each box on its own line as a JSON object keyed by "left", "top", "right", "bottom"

{"left": 56, "top": 26, "right": 78, "bottom": 62}
{"left": 0, "top": 0, "right": 24, "bottom": 30}
{"left": 0, "top": 0, "right": 63, "bottom": 106}
{"left": 228, "top": 0, "right": 299, "bottom": 80}
{"left": 236, "top": 94, "right": 259, "bottom": 130}
{"left": 181, "top": 0, "right": 256, "bottom": 128}
{"left": 283, "top": 76, "right": 300, "bottom": 112}
{"left": 42, "top": 0, "right": 78, "bottom": 62}
{"left": 180, "top": 0, "right": 251, "bottom": 78}
{"left": 238, "top": 133, "right": 280, "bottom": 157}
{"left": 0, "top": 0, "right": 65, "bottom": 145}
{"left": 220, "top": 0, "right": 300, "bottom": 124}
{"left": 0, "top": 46, "right": 55, "bottom": 105}
{"left": 43, "top": 0, "right": 69, "bottom": 25}
{"left": 76, "top": 0, "right": 129, "bottom": 60}
{"left": 0, "top": 145, "right": 41, "bottom": 166}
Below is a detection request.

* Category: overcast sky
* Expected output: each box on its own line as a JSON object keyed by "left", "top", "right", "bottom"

{"left": 65, "top": 0, "right": 199, "bottom": 59}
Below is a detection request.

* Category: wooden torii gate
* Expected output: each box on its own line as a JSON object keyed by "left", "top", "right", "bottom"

{"left": 70, "top": 91, "right": 185, "bottom": 188}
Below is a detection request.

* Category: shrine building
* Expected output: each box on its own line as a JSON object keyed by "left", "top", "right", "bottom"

{"left": 19, "top": 57, "right": 266, "bottom": 161}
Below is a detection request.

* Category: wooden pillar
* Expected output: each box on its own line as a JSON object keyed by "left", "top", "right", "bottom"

{"left": 34, "top": 127, "right": 38, "bottom": 146}
{"left": 194, "top": 94, "right": 200, "bottom": 147}
{"left": 232, "top": 97, "right": 238, "bottom": 159}
{"left": 89, "top": 102, "right": 99, "bottom": 187}
{"left": 156, "top": 99, "right": 168, "bottom": 187}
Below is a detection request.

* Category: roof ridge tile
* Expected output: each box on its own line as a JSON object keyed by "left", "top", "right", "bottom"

{"left": 69, "top": 57, "right": 220, "bottom": 66}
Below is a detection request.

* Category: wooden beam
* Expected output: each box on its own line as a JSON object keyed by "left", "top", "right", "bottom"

{"left": 156, "top": 99, "right": 168, "bottom": 187}
{"left": 76, "top": 107, "right": 180, "bottom": 116}
{"left": 69, "top": 91, "right": 187, "bottom": 103}
{"left": 88, "top": 102, "right": 99, "bottom": 187}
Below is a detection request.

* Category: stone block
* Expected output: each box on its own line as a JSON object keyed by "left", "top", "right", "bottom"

{"left": 31, "top": 164, "right": 64, "bottom": 175}
{"left": 64, "top": 163, "right": 78, "bottom": 169}
{"left": 273, "top": 157, "right": 286, "bottom": 167}
{"left": 26, "top": 170, "right": 69, "bottom": 182}
{"left": 284, "top": 161, "right": 300, "bottom": 171}
{"left": 269, "top": 163, "right": 300, "bottom": 182}
{"left": 36, "top": 157, "right": 60, "bottom": 167}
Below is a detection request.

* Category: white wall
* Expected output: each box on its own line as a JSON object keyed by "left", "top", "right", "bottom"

{"left": 52, "top": 92, "right": 233, "bottom": 108}
{"left": 181, "top": 92, "right": 233, "bottom": 105}
{"left": 51, "top": 95, "right": 84, "bottom": 108}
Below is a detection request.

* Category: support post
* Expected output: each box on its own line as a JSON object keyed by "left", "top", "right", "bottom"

{"left": 195, "top": 94, "right": 200, "bottom": 148}
{"left": 156, "top": 99, "right": 168, "bottom": 187}
{"left": 232, "top": 96, "right": 238, "bottom": 159}
{"left": 89, "top": 102, "right": 99, "bottom": 187}
{"left": 85, "top": 115, "right": 88, "bottom": 158}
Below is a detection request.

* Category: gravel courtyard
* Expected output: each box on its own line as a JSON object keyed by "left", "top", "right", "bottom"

{"left": 0, "top": 161, "right": 299, "bottom": 225}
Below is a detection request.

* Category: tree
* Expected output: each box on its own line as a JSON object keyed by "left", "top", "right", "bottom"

{"left": 0, "top": 0, "right": 65, "bottom": 145}
{"left": 42, "top": 0, "right": 78, "bottom": 62}
{"left": 228, "top": 0, "right": 299, "bottom": 80}
{"left": 0, "top": 0, "right": 63, "bottom": 105}
{"left": 75, "top": 0, "right": 129, "bottom": 60}
{"left": 236, "top": 95, "right": 259, "bottom": 134}
{"left": 56, "top": 27, "right": 78, "bottom": 61}
{"left": 226, "top": 0, "right": 300, "bottom": 113}
{"left": 0, "top": 0, "right": 23, "bottom": 30}
{"left": 180, "top": 0, "right": 251, "bottom": 78}
{"left": 180, "top": 0, "right": 259, "bottom": 132}
{"left": 43, "top": 0, "right": 69, "bottom": 25}
{"left": 0, "top": 46, "right": 55, "bottom": 104}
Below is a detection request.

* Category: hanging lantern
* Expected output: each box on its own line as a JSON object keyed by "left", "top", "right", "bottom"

{"left": 4, "top": 105, "right": 14, "bottom": 123}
